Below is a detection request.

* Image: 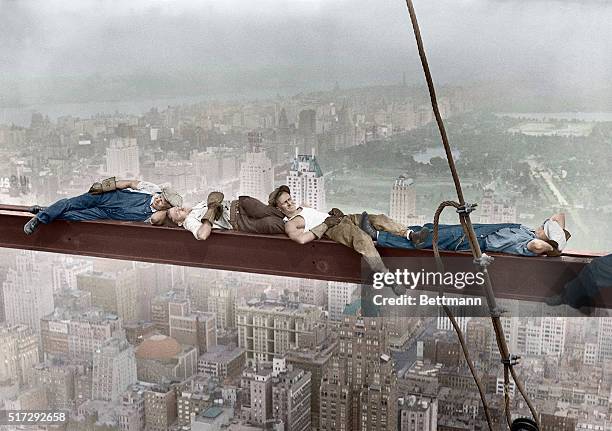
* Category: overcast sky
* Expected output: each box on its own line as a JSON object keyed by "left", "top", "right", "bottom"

{"left": 1, "top": 0, "right": 611, "bottom": 95}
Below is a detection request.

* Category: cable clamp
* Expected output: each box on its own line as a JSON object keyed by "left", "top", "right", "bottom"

{"left": 489, "top": 307, "right": 507, "bottom": 318}
{"left": 474, "top": 253, "right": 494, "bottom": 268}
{"left": 456, "top": 203, "right": 477, "bottom": 216}
{"left": 501, "top": 354, "right": 521, "bottom": 366}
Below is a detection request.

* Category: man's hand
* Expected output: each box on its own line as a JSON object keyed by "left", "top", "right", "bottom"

{"left": 328, "top": 208, "right": 344, "bottom": 218}
{"left": 324, "top": 216, "right": 342, "bottom": 228}
{"left": 88, "top": 177, "right": 117, "bottom": 195}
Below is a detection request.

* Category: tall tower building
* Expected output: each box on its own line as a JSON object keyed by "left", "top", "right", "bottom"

{"left": 271, "top": 358, "right": 312, "bottom": 431}
{"left": 239, "top": 132, "right": 274, "bottom": 202}
{"left": 2, "top": 251, "right": 54, "bottom": 334}
{"left": 207, "top": 281, "right": 236, "bottom": 332}
{"left": 389, "top": 176, "right": 416, "bottom": 226}
{"left": 106, "top": 137, "right": 139, "bottom": 178}
{"left": 320, "top": 303, "right": 397, "bottom": 431}
{"left": 0, "top": 325, "right": 39, "bottom": 386}
{"left": 597, "top": 317, "right": 612, "bottom": 363}
{"left": 287, "top": 150, "right": 326, "bottom": 211}
{"left": 92, "top": 336, "right": 137, "bottom": 403}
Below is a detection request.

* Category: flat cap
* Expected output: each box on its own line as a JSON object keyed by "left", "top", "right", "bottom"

{"left": 268, "top": 185, "right": 291, "bottom": 206}
{"left": 161, "top": 187, "right": 183, "bottom": 207}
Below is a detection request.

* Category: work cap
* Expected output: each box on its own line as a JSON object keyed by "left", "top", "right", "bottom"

{"left": 268, "top": 185, "right": 291, "bottom": 206}
{"left": 161, "top": 187, "right": 183, "bottom": 207}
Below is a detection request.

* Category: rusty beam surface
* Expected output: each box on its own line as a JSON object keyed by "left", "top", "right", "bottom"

{"left": 0, "top": 205, "right": 608, "bottom": 307}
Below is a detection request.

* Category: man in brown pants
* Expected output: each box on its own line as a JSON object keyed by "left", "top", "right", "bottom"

{"left": 268, "top": 185, "right": 429, "bottom": 280}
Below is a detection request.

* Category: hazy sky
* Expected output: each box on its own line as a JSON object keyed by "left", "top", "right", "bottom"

{"left": 1, "top": 0, "right": 611, "bottom": 93}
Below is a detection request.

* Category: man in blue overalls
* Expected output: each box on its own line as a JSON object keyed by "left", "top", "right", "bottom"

{"left": 23, "top": 177, "right": 183, "bottom": 235}
{"left": 361, "top": 212, "right": 571, "bottom": 257}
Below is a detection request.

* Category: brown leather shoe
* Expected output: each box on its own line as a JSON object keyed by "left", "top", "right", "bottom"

{"left": 201, "top": 191, "right": 225, "bottom": 224}
{"left": 409, "top": 227, "right": 430, "bottom": 248}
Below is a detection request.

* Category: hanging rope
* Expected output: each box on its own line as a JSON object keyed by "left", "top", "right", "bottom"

{"left": 403, "top": 0, "right": 540, "bottom": 428}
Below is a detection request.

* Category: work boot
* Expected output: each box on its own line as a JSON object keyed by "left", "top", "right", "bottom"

{"left": 545, "top": 292, "right": 566, "bottom": 307}
{"left": 202, "top": 191, "right": 224, "bottom": 224}
{"left": 360, "top": 212, "right": 378, "bottom": 241}
{"left": 409, "top": 227, "right": 430, "bottom": 248}
{"left": 27, "top": 205, "right": 46, "bottom": 214}
{"left": 23, "top": 217, "right": 41, "bottom": 235}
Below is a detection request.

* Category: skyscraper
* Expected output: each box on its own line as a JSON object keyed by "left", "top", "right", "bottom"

{"left": 320, "top": 302, "right": 397, "bottom": 431}
{"left": 239, "top": 131, "right": 274, "bottom": 202}
{"left": 389, "top": 176, "right": 417, "bottom": 226}
{"left": 0, "top": 324, "right": 39, "bottom": 386}
{"left": 106, "top": 137, "right": 140, "bottom": 178}
{"left": 2, "top": 251, "right": 54, "bottom": 334}
{"left": 287, "top": 149, "right": 325, "bottom": 211}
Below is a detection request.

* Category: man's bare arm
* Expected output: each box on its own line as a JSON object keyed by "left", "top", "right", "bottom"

{"left": 115, "top": 180, "right": 140, "bottom": 190}
{"left": 527, "top": 239, "right": 554, "bottom": 255}
{"left": 285, "top": 220, "right": 317, "bottom": 245}
{"left": 549, "top": 213, "right": 566, "bottom": 228}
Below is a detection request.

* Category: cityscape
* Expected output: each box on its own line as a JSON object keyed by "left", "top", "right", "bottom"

{"left": 2, "top": 1, "right": 612, "bottom": 431}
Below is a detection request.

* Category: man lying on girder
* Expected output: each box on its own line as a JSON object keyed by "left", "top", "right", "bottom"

{"left": 166, "top": 191, "right": 286, "bottom": 239}
{"left": 267, "top": 185, "right": 430, "bottom": 277}
{"left": 360, "top": 212, "right": 571, "bottom": 257}
{"left": 23, "top": 177, "right": 183, "bottom": 235}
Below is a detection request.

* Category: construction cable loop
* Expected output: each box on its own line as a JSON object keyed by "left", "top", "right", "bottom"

{"left": 404, "top": 1, "right": 540, "bottom": 428}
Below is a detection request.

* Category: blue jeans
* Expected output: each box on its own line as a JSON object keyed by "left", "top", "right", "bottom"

{"left": 36, "top": 190, "right": 153, "bottom": 224}
{"left": 377, "top": 223, "right": 536, "bottom": 256}
{"left": 377, "top": 223, "right": 487, "bottom": 251}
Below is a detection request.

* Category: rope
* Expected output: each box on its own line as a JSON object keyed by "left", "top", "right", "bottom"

{"left": 404, "top": 0, "right": 540, "bottom": 428}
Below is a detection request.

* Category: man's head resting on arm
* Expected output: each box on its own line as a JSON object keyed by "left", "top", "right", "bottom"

{"left": 166, "top": 206, "right": 191, "bottom": 225}
{"left": 531, "top": 217, "right": 571, "bottom": 256}
{"left": 153, "top": 187, "right": 183, "bottom": 211}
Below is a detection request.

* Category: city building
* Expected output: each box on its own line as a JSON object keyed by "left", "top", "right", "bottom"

{"left": 135, "top": 333, "right": 198, "bottom": 384}
{"left": 286, "top": 341, "right": 337, "bottom": 430}
{"left": 389, "top": 176, "right": 417, "bottom": 226}
{"left": 144, "top": 385, "right": 177, "bottom": 431}
{"left": 478, "top": 189, "right": 517, "bottom": 224}
{"left": 2, "top": 251, "right": 54, "bottom": 334}
{"left": 169, "top": 298, "right": 217, "bottom": 355}
{"left": 398, "top": 394, "right": 438, "bottom": 431}
{"left": 327, "top": 282, "right": 359, "bottom": 321}
{"left": 77, "top": 269, "right": 139, "bottom": 322}
{"left": 239, "top": 132, "right": 274, "bottom": 202}
{"left": 198, "top": 344, "right": 246, "bottom": 380}
{"left": 271, "top": 358, "right": 312, "bottom": 431}
{"left": 92, "top": 335, "right": 137, "bottom": 403}
{"left": 236, "top": 299, "right": 323, "bottom": 363}
{"left": 0, "top": 324, "right": 39, "bottom": 386}
{"left": 106, "top": 137, "right": 139, "bottom": 178}
{"left": 208, "top": 281, "right": 237, "bottom": 332}
{"left": 319, "top": 301, "right": 397, "bottom": 431}
{"left": 286, "top": 150, "right": 325, "bottom": 211}
{"left": 192, "top": 406, "right": 235, "bottom": 431}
